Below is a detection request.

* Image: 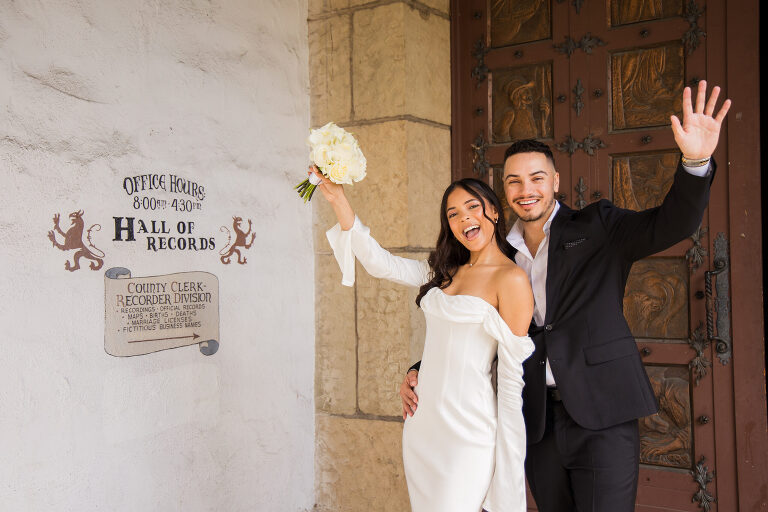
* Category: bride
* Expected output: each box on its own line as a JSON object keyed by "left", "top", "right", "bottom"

{"left": 312, "top": 166, "right": 534, "bottom": 512}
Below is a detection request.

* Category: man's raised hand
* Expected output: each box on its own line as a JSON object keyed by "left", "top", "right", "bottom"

{"left": 670, "top": 80, "right": 731, "bottom": 160}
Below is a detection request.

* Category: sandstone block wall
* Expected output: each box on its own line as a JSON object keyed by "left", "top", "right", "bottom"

{"left": 309, "top": 1, "right": 450, "bottom": 509}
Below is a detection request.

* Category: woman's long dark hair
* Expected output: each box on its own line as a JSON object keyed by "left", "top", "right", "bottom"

{"left": 415, "top": 178, "right": 516, "bottom": 307}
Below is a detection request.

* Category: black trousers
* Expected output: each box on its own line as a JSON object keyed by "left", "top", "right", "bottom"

{"left": 525, "top": 394, "right": 639, "bottom": 512}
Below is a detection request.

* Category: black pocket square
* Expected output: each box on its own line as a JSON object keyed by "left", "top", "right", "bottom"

{"left": 563, "top": 237, "right": 587, "bottom": 249}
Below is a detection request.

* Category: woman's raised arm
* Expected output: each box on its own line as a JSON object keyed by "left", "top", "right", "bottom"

{"left": 312, "top": 166, "right": 355, "bottom": 230}
{"left": 312, "top": 167, "right": 430, "bottom": 288}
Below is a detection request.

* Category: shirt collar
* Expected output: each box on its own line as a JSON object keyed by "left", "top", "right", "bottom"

{"left": 507, "top": 201, "right": 561, "bottom": 247}
{"left": 543, "top": 200, "right": 561, "bottom": 232}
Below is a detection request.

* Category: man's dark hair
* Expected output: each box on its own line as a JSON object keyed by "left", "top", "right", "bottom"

{"left": 503, "top": 139, "right": 555, "bottom": 167}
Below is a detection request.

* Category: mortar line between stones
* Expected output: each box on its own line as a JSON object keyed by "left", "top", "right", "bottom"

{"left": 308, "top": 0, "right": 450, "bottom": 22}
{"left": 348, "top": 12, "right": 355, "bottom": 121}
{"left": 320, "top": 411, "right": 405, "bottom": 423}
{"left": 341, "top": 115, "right": 450, "bottom": 131}
{"left": 316, "top": 246, "right": 433, "bottom": 256}
{"left": 354, "top": 279, "right": 361, "bottom": 415}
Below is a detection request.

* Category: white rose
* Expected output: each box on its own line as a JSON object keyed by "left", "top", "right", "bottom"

{"left": 330, "top": 123, "right": 346, "bottom": 138}
{"left": 326, "top": 160, "right": 352, "bottom": 185}
{"left": 307, "top": 130, "right": 321, "bottom": 147}
{"left": 352, "top": 153, "right": 367, "bottom": 182}
{"left": 334, "top": 142, "right": 355, "bottom": 161}
{"left": 340, "top": 130, "right": 356, "bottom": 146}
{"left": 308, "top": 122, "right": 338, "bottom": 147}
{"left": 328, "top": 146, "right": 348, "bottom": 166}
{"left": 347, "top": 160, "right": 365, "bottom": 182}
{"left": 311, "top": 144, "right": 332, "bottom": 169}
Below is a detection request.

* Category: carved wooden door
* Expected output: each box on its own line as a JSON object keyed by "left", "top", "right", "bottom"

{"left": 450, "top": 0, "right": 764, "bottom": 510}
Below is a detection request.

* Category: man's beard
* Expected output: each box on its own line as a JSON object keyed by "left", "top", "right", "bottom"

{"left": 514, "top": 194, "right": 556, "bottom": 223}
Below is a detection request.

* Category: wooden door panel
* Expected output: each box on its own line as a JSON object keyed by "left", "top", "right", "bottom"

{"left": 609, "top": 42, "right": 685, "bottom": 131}
{"left": 612, "top": 151, "right": 678, "bottom": 210}
{"left": 490, "top": 0, "right": 552, "bottom": 48}
{"left": 450, "top": 0, "right": 765, "bottom": 510}
{"left": 636, "top": 477, "right": 701, "bottom": 511}
{"left": 609, "top": 0, "right": 685, "bottom": 26}
{"left": 624, "top": 258, "right": 689, "bottom": 340}
{"left": 490, "top": 62, "right": 554, "bottom": 143}
{"left": 639, "top": 365, "right": 693, "bottom": 469}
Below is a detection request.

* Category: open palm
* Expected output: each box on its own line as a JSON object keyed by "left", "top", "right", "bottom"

{"left": 670, "top": 80, "right": 731, "bottom": 160}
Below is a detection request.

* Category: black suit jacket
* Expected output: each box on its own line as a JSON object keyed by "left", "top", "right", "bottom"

{"left": 522, "top": 159, "right": 715, "bottom": 443}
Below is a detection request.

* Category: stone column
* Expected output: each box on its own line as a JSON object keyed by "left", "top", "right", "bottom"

{"left": 309, "top": 1, "right": 450, "bottom": 509}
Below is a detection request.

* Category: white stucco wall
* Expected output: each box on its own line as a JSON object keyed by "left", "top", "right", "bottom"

{"left": 0, "top": 1, "right": 313, "bottom": 510}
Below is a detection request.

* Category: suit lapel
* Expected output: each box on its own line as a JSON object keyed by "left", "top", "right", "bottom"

{"left": 544, "top": 203, "right": 572, "bottom": 324}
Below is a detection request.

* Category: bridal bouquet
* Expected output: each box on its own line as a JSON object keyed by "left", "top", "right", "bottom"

{"left": 295, "top": 122, "right": 367, "bottom": 202}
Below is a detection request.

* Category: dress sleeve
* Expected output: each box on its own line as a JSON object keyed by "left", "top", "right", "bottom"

{"left": 481, "top": 315, "right": 534, "bottom": 512}
{"left": 483, "top": 350, "right": 529, "bottom": 512}
{"left": 326, "top": 216, "right": 431, "bottom": 288}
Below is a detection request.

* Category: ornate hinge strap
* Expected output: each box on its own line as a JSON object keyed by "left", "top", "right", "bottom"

{"left": 682, "top": 0, "right": 706, "bottom": 54}
{"left": 573, "top": 79, "right": 585, "bottom": 116}
{"left": 471, "top": 39, "right": 489, "bottom": 87}
{"left": 686, "top": 224, "right": 708, "bottom": 273}
{"left": 687, "top": 323, "right": 711, "bottom": 386}
{"left": 555, "top": 134, "right": 606, "bottom": 156}
{"left": 691, "top": 455, "right": 716, "bottom": 511}
{"left": 471, "top": 133, "right": 490, "bottom": 176}
{"left": 554, "top": 33, "right": 606, "bottom": 58}
{"left": 574, "top": 177, "right": 587, "bottom": 209}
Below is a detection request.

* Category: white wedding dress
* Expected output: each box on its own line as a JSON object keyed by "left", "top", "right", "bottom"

{"left": 328, "top": 218, "right": 534, "bottom": 512}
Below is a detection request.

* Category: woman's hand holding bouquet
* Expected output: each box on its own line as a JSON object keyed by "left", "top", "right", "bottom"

{"left": 295, "top": 122, "right": 366, "bottom": 203}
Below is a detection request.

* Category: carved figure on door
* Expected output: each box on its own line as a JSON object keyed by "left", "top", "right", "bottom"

{"left": 493, "top": 67, "right": 552, "bottom": 142}
{"left": 623, "top": 262, "right": 687, "bottom": 339}
{"left": 612, "top": 45, "right": 684, "bottom": 129}
{"left": 639, "top": 366, "right": 692, "bottom": 468}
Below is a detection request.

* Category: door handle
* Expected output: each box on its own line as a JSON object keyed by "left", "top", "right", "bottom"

{"left": 704, "top": 233, "right": 731, "bottom": 365}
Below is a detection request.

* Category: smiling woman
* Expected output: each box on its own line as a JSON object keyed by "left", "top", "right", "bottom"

{"left": 416, "top": 178, "right": 519, "bottom": 309}
{"left": 311, "top": 166, "right": 535, "bottom": 512}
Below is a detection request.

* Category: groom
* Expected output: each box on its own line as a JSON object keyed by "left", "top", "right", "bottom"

{"left": 400, "top": 80, "right": 730, "bottom": 511}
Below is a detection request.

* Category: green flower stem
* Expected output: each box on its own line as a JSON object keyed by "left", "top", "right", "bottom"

{"left": 295, "top": 178, "right": 318, "bottom": 203}
{"left": 303, "top": 184, "right": 317, "bottom": 203}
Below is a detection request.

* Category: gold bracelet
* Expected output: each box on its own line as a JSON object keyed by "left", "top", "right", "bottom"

{"left": 681, "top": 155, "right": 711, "bottom": 167}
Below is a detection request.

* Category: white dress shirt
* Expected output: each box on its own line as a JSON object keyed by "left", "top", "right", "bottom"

{"left": 506, "top": 162, "right": 711, "bottom": 387}
{"left": 507, "top": 201, "right": 560, "bottom": 386}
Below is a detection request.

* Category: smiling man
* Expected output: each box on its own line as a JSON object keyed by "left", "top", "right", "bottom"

{"left": 401, "top": 80, "right": 731, "bottom": 511}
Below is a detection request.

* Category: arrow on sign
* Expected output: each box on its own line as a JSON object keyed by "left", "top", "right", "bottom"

{"left": 128, "top": 333, "right": 201, "bottom": 344}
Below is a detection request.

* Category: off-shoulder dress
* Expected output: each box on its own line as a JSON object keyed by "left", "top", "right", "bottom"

{"left": 327, "top": 218, "right": 534, "bottom": 512}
